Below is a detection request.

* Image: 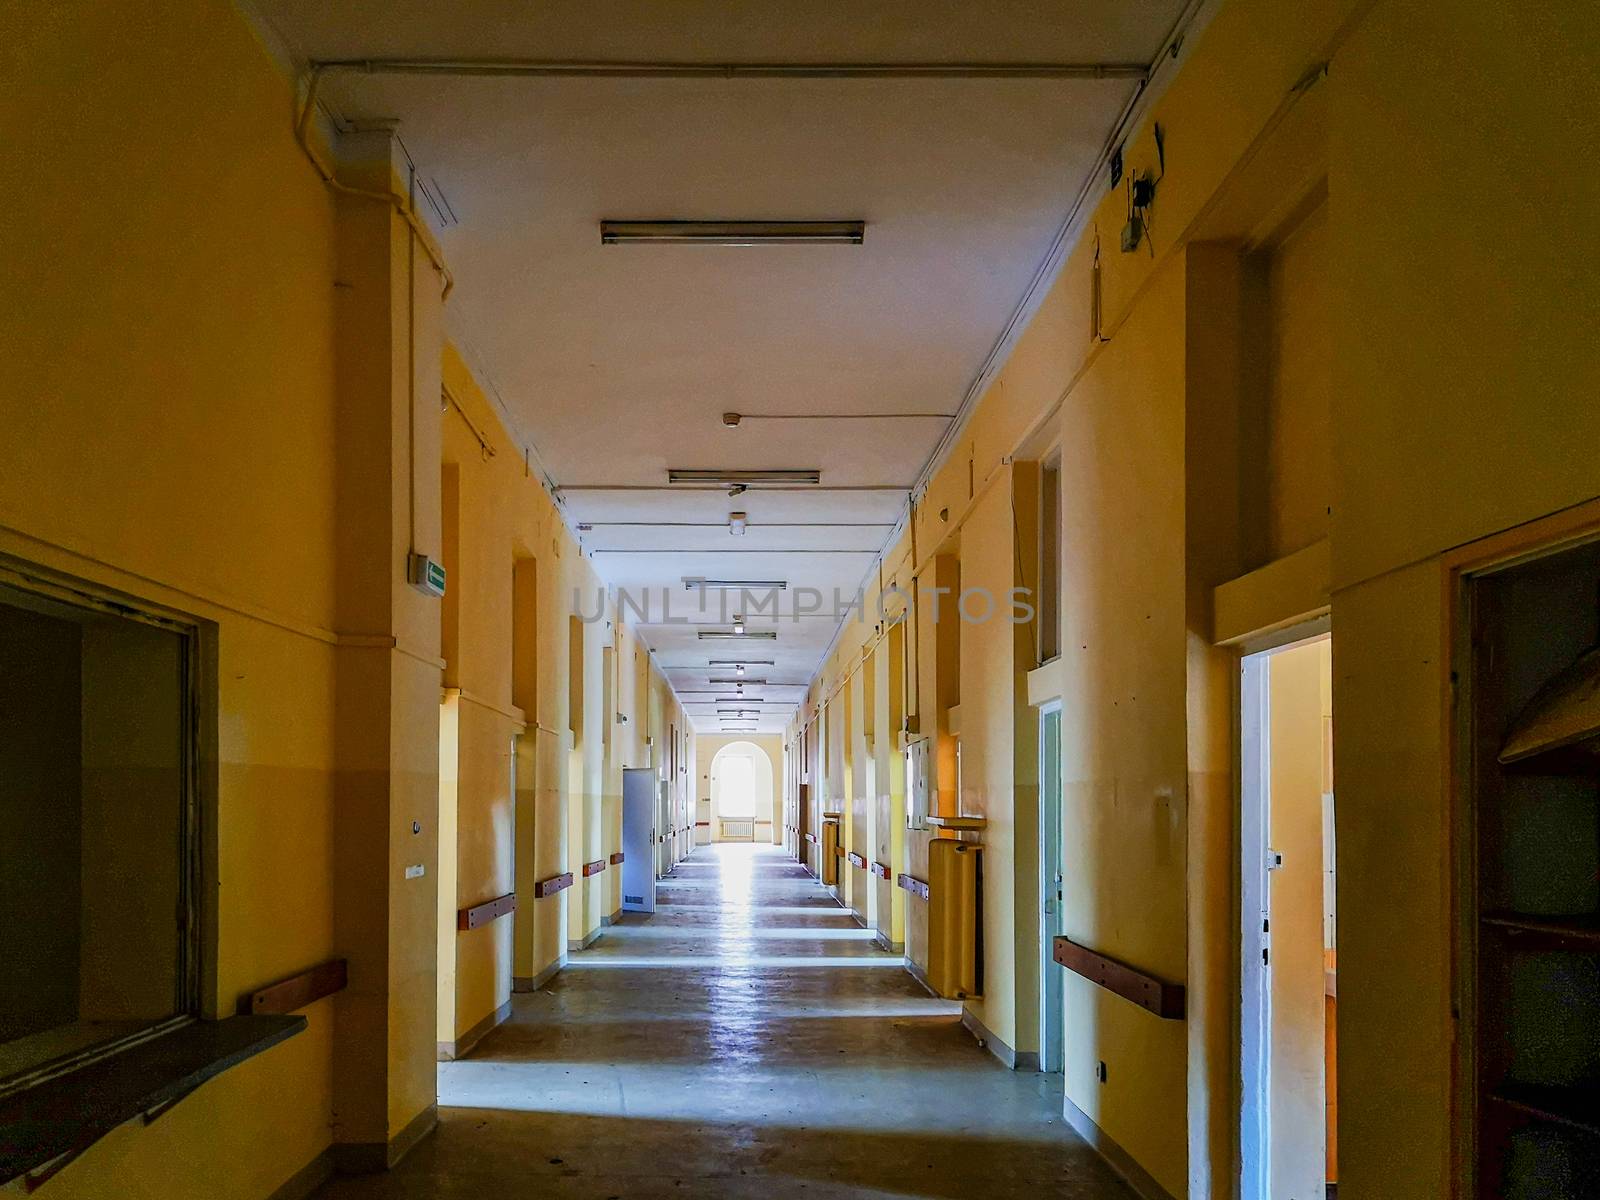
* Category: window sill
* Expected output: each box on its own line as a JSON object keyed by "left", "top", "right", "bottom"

{"left": 0, "top": 1014, "right": 305, "bottom": 1186}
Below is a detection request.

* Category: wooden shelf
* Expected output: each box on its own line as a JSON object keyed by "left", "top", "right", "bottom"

{"left": 458, "top": 892, "right": 516, "bottom": 930}
{"left": 1489, "top": 1082, "right": 1600, "bottom": 1137}
{"left": 0, "top": 1016, "right": 304, "bottom": 1187}
{"left": 927, "top": 815, "right": 987, "bottom": 830}
{"left": 1499, "top": 645, "right": 1600, "bottom": 765}
{"left": 238, "top": 959, "right": 347, "bottom": 1015}
{"left": 1053, "top": 936, "right": 1185, "bottom": 1020}
{"left": 1481, "top": 911, "right": 1600, "bottom": 949}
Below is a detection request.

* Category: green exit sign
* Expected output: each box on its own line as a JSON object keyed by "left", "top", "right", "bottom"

{"left": 407, "top": 552, "right": 447, "bottom": 598}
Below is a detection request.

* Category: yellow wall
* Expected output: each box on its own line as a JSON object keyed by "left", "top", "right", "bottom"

{"left": 790, "top": 0, "right": 1599, "bottom": 1195}
{"left": 2, "top": 2, "right": 345, "bottom": 1194}
{"left": 439, "top": 345, "right": 689, "bottom": 1026}
{"left": 0, "top": 0, "right": 688, "bottom": 1190}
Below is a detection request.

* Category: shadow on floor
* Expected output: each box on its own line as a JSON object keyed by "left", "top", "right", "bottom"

{"left": 314, "top": 1106, "right": 1138, "bottom": 1200}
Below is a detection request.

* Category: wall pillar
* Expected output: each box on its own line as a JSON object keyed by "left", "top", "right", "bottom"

{"left": 329, "top": 129, "right": 445, "bottom": 1171}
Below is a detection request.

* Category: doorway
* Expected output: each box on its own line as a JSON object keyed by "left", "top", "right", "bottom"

{"left": 1038, "top": 701, "right": 1064, "bottom": 1073}
{"left": 1241, "top": 633, "right": 1336, "bottom": 1200}
{"left": 621, "top": 768, "right": 656, "bottom": 913}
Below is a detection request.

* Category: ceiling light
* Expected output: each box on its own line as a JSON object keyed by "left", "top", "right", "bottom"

{"left": 601, "top": 220, "right": 864, "bottom": 246}
{"left": 668, "top": 469, "right": 820, "bottom": 485}
{"left": 708, "top": 659, "right": 775, "bottom": 666}
{"left": 729, "top": 511, "right": 747, "bottom": 536}
{"left": 711, "top": 678, "right": 766, "bottom": 686}
{"left": 735, "top": 664, "right": 745, "bottom": 676}
{"left": 684, "top": 579, "right": 788, "bottom": 591}
{"left": 732, "top": 614, "right": 745, "bottom": 634}
{"left": 698, "top": 631, "right": 777, "bottom": 640}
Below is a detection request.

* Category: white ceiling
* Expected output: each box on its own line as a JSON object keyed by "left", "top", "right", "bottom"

{"left": 249, "top": 0, "right": 1189, "bottom": 734}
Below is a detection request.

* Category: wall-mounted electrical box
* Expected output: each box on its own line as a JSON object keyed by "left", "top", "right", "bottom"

{"left": 927, "top": 839, "right": 983, "bottom": 999}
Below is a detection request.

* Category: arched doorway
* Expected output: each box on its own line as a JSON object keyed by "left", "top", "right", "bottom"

{"left": 709, "top": 741, "right": 774, "bottom": 843}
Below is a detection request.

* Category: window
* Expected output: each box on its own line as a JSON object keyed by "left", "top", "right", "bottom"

{"left": 1039, "top": 460, "right": 1061, "bottom": 662}
{"left": 717, "top": 755, "right": 757, "bottom": 819}
{"left": 0, "top": 573, "right": 201, "bottom": 1085}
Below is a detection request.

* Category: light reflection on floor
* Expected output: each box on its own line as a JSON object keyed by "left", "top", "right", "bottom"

{"left": 313, "top": 845, "right": 1138, "bottom": 1199}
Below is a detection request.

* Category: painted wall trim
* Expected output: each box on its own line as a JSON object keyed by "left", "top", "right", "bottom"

{"left": 436, "top": 998, "right": 513, "bottom": 1062}
{"left": 906, "top": 960, "right": 939, "bottom": 998}
{"left": 265, "top": 1149, "right": 334, "bottom": 1200}
{"left": 961, "top": 1008, "right": 1035, "bottom": 1071}
{"left": 568, "top": 926, "right": 603, "bottom": 952}
{"left": 330, "top": 1103, "right": 438, "bottom": 1175}
{"left": 1062, "top": 1095, "right": 1178, "bottom": 1200}
{"left": 512, "top": 952, "right": 567, "bottom": 994}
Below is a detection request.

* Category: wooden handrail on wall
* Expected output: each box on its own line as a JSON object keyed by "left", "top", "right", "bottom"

{"left": 534, "top": 872, "right": 574, "bottom": 898}
{"left": 458, "top": 893, "right": 515, "bottom": 931}
{"left": 238, "top": 959, "right": 347, "bottom": 1015}
{"left": 609, "top": 851, "right": 625, "bottom": 865}
{"left": 846, "top": 851, "right": 866, "bottom": 868}
{"left": 1052, "top": 936, "right": 1185, "bottom": 1020}
{"left": 870, "top": 861, "right": 891, "bottom": 880}
{"left": 581, "top": 859, "right": 606, "bottom": 877}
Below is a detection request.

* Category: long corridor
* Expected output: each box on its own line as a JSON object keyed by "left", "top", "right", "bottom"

{"left": 315, "top": 845, "right": 1134, "bottom": 1199}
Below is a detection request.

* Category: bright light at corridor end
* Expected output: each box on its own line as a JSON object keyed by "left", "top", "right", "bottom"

{"left": 601, "top": 220, "right": 865, "bottom": 245}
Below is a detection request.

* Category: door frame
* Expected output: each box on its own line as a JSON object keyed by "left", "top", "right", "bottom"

{"left": 1037, "top": 699, "right": 1064, "bottom": 1073}
{"left": 1238, "top": 625, "right": 1332, "bottom": 1200}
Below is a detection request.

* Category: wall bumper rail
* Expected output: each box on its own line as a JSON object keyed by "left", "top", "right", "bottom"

{"left": 896, "top": 872, "right": 930, "bottom": 900}
{"left": 238, "top": 959, "right": 348, "bottom": 1015}
{"left": 1052, "top": 936, "right": 1185, "bottom": 1019}
{"left": 458, "top": 892, "right": 517, "bottom": 930}
{"left": 534, "top": 873, "right": 574, "bottom": 899}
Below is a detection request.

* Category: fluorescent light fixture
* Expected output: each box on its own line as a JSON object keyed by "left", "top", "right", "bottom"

{"left": 668, "top": 469, "right": 820, "bottom": 485}
{"left": 684, "top": 579, "right": 788, "bottom": 591}
{"left": 729, "top": 511, "right": 747, "bottom": 536}
{"left": 711, "top": 678, "right": 766, "bottom": 686}
{"left": 698, "top": 631, "right": 777, "bottom": 640}
{"left": 708, "top": 659, "right": 775, "bottom": 666}
{"left": 601, "top": 220, "right": 864, "bottom": 246}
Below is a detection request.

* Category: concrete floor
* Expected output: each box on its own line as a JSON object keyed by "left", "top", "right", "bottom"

{"left": 314, "top": 844, "right": 1134, "bottom": 1199}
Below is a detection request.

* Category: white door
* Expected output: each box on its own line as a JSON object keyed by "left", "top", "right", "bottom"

{"left": 621, "top": 768, "right": 655, "bottom": 913}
